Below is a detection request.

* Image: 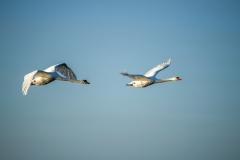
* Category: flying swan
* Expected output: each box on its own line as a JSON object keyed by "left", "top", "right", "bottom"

{"left": 121, "top": 59, "right": 181, "bottom": 88}
{"left": 22, "top": 63, "right": 90, "bottom": 95}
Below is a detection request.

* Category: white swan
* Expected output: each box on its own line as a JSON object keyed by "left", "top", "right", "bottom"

{"left": 121, "top": 59, "right": 181, "bottom": 88}
{"left": 22, "top": 63, "right": 90, "bottom": 95}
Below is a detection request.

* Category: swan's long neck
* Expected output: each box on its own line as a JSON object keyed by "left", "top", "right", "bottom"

{"left": 154, "top": 77, "right": 176, "bottom": 83}
{"left": 55, "top": 77, "right": 86, "bottom": 84}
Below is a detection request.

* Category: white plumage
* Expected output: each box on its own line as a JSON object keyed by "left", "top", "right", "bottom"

{"left": 22, "top": 63, "right": 90, "bottom": 95}
{"left": 121, "top": 58, "right": 181, "bottom": 88}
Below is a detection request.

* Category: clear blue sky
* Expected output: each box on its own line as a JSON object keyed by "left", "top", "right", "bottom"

{"left": 1, "top": 0, "right": 240, "bottom": 160}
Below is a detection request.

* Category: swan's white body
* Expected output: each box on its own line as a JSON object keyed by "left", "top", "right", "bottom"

{"left": 121, "top": 59, "right": 181, "bottom": 88}
{"left": 22, "top": 63, "right": 90, "bottom": 95}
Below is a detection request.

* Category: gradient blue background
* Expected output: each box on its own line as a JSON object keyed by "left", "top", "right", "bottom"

{"left": 1, "top": 0, "right": 240, "bottom": 160}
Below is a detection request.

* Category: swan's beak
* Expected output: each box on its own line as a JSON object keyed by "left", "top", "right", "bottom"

{"left": 126, "top": 84, "right": 133, "bottom": 86}
{"left": 177, "top": 77, "right": 182, "bottom": 80}
{"left": 83, "top": 80, "right": 90, "bottom": 84}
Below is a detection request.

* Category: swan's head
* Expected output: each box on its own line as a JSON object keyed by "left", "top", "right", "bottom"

{"left": 174, "top": 76, "right": 182, "bottom": 81}
{"left": 83, "top": 80, "right": 90, "bottom": 84}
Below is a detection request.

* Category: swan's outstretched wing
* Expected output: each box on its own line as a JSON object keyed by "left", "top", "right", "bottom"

{"left": 144, "top": 59, "right": 171, "bottom": 77}
{"left": 121, "top": 71, "right": 150, "bottom": 81}
{"left": 22, "top": 70, "right": 38, "bottom": 95}
{"left": 44, "top": 63, "right": 77, "bottom": 80}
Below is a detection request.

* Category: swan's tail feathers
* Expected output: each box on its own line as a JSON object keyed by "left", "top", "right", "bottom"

{"left": 120, "top": 70, "right": 129, "bottom": 76}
